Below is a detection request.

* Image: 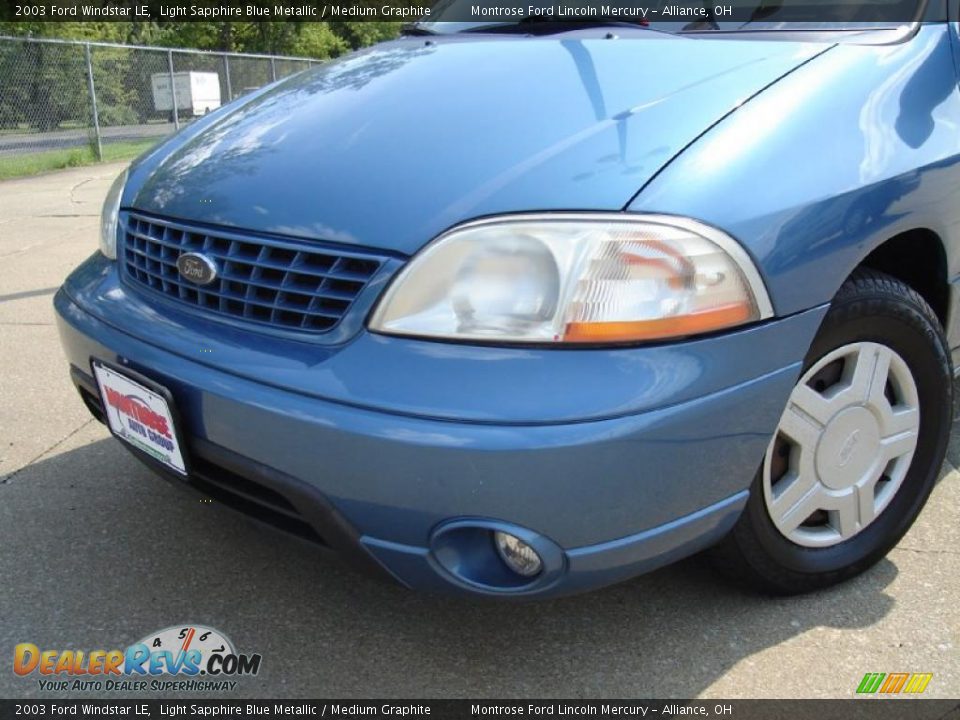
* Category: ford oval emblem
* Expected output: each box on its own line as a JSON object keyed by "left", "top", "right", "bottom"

{"left": 177, "top": 252, "right": 218, "bottom": 286}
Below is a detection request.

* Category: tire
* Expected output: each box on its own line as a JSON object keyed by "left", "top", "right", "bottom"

{"left": 712, "top": 268, "right": 953, "bottom": 594}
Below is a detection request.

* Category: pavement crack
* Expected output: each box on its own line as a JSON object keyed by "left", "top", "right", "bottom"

{"left": 0, "top": 321, "right": 54, "bottom": 326}
{"left": 69, "top": 176, "right": 98, "bottom": 205}
{"left": 1, "top": 419, "right": 95, "bottom": 486}
{"left": 37, "top": 213, "right": 98, "bottom": 218}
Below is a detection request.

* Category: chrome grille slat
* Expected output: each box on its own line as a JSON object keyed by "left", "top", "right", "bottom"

{"left": 120, "top": 213, "right": 383, "bottom": 333}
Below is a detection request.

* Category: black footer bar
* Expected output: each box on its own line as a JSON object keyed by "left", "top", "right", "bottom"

{"left": 1, "top": 699, "right": 958, "bottom": 720}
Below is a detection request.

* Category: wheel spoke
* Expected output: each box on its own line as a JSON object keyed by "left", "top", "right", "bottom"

{"left": 844, "top": 343, "right": 891, "bottom": 405}
{"left": 779, "top": 403, "right": 822, "bottom": 450}
{"left": 790, "top": 383, "right": 836, "bottom": 426}
{"left": 830, "top": 493, "right": 861, "bottom": 539}
{"left": 880, "top": 430, "right": 918, "bottom": 463}
{"left": 866, "top": 346, "right": 893, "bottom": 406}
{"left": 771, "top": 476, "right": 821, "bottom": 533}
{"left": 855, "top": 481, "right": 878, "bottom": 529}
{"left": 877, "top": 405, "right": 919, "bottom": 438}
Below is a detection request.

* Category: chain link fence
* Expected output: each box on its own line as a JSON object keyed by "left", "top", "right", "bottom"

{"left": 0, "top": 36, "right": 323, "bottom": 176}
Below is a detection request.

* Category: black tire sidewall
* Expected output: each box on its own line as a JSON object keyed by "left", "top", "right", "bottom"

{"left": 740, "top": 284, "right": 952, "bottom": 580}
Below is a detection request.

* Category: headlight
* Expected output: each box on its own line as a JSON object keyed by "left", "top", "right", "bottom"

{"left": 99, "top": 169, "right": 127, "bottom": 260}
{"left": 369, "top": 214, "right": 773, "bottom": 344}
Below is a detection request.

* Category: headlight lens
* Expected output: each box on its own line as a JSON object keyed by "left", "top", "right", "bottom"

{"left": 369, "top": 214, "right": 772, "bottom": 344}
{"left": 99, "top": 169, "right": 127, "bottom": 260}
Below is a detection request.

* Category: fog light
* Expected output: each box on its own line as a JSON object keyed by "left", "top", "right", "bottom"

{"left": 493, "top": 531, "right": 543, "bottom": 577}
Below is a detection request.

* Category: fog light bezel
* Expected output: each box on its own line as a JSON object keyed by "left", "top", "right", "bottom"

{"left": 428, "top": 519, "right": 566, "bottom": 595}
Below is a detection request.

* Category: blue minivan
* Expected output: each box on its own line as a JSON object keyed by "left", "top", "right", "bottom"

{"left": 55, "top": 7, "right": 960, "bottom": 597}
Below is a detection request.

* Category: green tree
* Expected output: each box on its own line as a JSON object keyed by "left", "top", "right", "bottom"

{"left": 331, "top": 21, "right": 404, "bottom": 50}
{"left": 0, "top": 20, "right": 403, "bottom": 58}
{"left": 0, "top": 20, "right": 404, "bottom": 130}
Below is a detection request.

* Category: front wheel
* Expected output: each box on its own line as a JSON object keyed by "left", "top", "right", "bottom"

{"left": 714, "top": 269, "right": 952, "bottom": 594}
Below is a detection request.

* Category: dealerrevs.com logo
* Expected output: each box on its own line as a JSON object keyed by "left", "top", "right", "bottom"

{"left": 13, "top": 625, "right": 262, "bottom": 692}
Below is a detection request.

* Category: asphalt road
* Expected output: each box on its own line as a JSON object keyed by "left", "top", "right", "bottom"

{"left": 0, "top": 124, "right": 174, "bottom": 156}
{"left": 1, "top": 164, "right": 958, "bottom": 700}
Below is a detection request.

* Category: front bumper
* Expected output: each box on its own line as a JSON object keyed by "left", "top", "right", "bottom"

{"left": 55, "top": 255, "right": 828, "bottom": 598}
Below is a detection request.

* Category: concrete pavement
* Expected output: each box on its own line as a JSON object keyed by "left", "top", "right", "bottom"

{"left": 0, "top": 165, "right": 957, "bottom": 700}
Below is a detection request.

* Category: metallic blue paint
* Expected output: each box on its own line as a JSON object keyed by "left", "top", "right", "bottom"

{"left": 56, "top": 284, "right": 807, "bottom": 596}
{"left": 124, "top": 33, "right": 829, "bottom": 254}
{"left": 61, "top": 252, "right": 826, "bottom": 424}
{"left": 56, "top": 23, "right": 960, "bottom": 596}
{"left": 632, "top": 25, "right": 960, "bottom": 335}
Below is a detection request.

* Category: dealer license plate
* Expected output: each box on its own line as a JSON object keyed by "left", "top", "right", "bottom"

{"left": 92, "top": 360, "right": 187, "bottom": 476}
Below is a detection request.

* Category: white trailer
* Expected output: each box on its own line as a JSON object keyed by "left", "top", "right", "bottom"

{"left": 151, "top": 72, "right": 222, "bottom": 117}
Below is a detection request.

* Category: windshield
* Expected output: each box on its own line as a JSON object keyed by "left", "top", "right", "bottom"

{"left": 415, "top": 0, "right": 929, "bottom": 33}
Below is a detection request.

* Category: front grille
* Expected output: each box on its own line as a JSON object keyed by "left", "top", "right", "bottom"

{"left": 120, "top": 212, "right": 384, "bottom": 333}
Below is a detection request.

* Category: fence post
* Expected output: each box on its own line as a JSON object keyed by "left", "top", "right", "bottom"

{"left": 270, "top": 57, "right": 277, "bottom": 82}
{"left": 84, "top": 43, "right": 103, "bottom": 162}
{"left": 167, "top": 49, "right": 180, "bottom": 130}
{"left": 224, "top": 55, "right": 233, "bottom": 102}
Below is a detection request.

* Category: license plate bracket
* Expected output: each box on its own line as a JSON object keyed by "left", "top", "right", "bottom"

{"left": 91, "top": 359, "right": 189, "bottom": 477}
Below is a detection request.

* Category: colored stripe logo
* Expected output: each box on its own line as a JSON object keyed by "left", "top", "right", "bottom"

{"left": 857, "top": 672, "right": 933, "bottom": 694}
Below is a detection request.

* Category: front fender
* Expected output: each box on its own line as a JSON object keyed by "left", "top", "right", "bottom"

{"left": 629, "top": 25, "right": 960, "bottom": 323}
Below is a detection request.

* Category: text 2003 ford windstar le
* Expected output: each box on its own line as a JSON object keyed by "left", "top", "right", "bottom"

{"left": 55, "top": 5, "right": 960, "bottom": 597}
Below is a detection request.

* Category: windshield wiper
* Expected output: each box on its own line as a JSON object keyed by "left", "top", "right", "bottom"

{"left": 461, "top": 15, "right": 673, "bottom": 35}
{"left": 467, "top": 18, "right": 670, "bottom": 35}
{"left": 401, "top": 17, "right": 676, "bottom": 38}
{"left": 400, "top": 22, "right": 439, "bottom": 36}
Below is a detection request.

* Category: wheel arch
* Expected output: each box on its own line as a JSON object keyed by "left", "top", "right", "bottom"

{"left": 851, "top": 228, "right": 950, "bottom": 329}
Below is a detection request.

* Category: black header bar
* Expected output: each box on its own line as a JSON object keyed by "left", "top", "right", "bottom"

{"left": 0, "top": 700, "right": 958, "bottom": 720}
{"left": 0, "top": 0, "right": 942, "bottom": 24}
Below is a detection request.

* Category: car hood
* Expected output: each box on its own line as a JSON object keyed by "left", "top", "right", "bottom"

{"left": 129, "top": 34, "right": 830, "bottom": 255}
